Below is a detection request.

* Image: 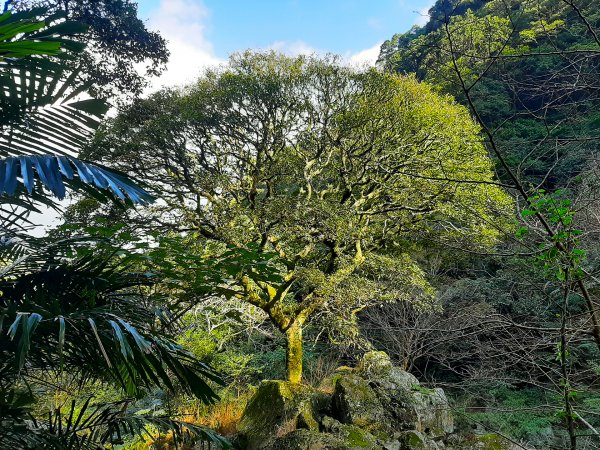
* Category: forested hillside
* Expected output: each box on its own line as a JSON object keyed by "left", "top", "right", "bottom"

{"left": 376, "top": 0, "right": 600, "bottom": 448}
{"left": 0, "top": 1, "right": 599, "bottom": 449}
{"left": 380, "top": 0, "right": 599, "bottom": 186}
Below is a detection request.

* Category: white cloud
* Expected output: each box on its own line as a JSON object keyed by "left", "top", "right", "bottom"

{"left": 414, "top": 2, "right": 434, "bottom": 27}
{"left": 348, "top": 41, "right": 383, "bottom": 67}
{"left": 262, "top": 39, "right": 382, "bottom": 68}
{"left": 147, "top": 0, "right": 223, "bottom": 89}
{"left": 265, "top": 40, "right": 321, "bottom": 57}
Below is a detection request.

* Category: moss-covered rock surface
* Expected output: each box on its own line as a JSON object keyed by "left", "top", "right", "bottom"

{"left": 237, "top": 380, "right": 330, "bottom": 450}
{"left": 236, "top": 351, "right": 458, "bottom": 449}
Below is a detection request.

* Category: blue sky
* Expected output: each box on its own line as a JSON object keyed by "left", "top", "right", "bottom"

{"left": 31, "top": 0, "right": 436, "bottom": 232}
{"left": 138, "top": 1, "right": 433, "bottom": 58}
{"left": 136, "top": 0, "right": 435, "bottom": 87}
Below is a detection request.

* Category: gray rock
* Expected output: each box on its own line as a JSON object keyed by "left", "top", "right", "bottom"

{"left": 237, "top": 380, "right": 330, "bottom": 450}
{"left": 382, "top": 440, "right": 402, "bottom": 450}
{"left": 412, "top": 389, "right": 454, "bottom": 438}
{"left": 271, "top": 428, "right": 379, "bottom": 450}
{"left": 332, "top": 374, "right": 387, "bottom": 432}
{"left": 356, "top": 352, "right": 454, "bottom": 438}
{"left": 236, "top": 351, "right": 455, "bottom": 450}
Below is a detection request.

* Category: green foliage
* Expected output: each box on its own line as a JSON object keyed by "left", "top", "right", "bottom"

{"left": 459, "top": 386, "right": 600, "bottom": 446}
{"left": 379, "top": 0, "right": 600, "bottom": 187}
{"left": 459, "top": 389, "right": 556, "bottom": 443}
{"left": 177, "top": 310, "right": 265, "bottom": 383}
{"left": 88, "top": 51, "right": 512, "bottom": 381}
{"left": 0, "top": 396, "right": 229, "bottom": 450}
{"left": 0, "top": 236, "right": 229, "bottom": 447}
{"left": 519, "top": 189, "right": 587, "bottom": 282}
{"left": 379, "top": 5, "right": 600, "bottom": 446}
{"left": 0, "top": 5, "right": 227, "bottom": 449}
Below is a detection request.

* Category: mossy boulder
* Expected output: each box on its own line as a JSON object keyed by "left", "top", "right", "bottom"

{"left": 321, "top": 416, "right": 380, "bottom": 448}
{"left": 271, "top": 428, "right": 371, "bottom": 450}
{"left": 336, "top": 352, "right": 453, "bottom": 439}
{"left": 237, "top": 380, "right": 330, "bottom": 450}
{"left": 332, "top": 374, "right": 387, "bottom": 431}
{"left": 271, "top": 417, "right": 380, "bottom": 450}
{"left": 357, "top": 351, "right": 394, "bottom": 378}
{"left": 236, "top": 352, "right": 456, "bottom": 450}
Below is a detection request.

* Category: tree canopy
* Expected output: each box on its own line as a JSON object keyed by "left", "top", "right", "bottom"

{"left": 13, "top": 0, "right": 169, "bottom": 98}
{"left": 88, "top": 51, "right": 513, "bottom": 383}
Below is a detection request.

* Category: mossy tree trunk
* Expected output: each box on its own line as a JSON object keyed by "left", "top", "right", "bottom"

{"left": 240, "top": 274, "right": 309, "bottom": 384}
{"left": 285, "top": 319, "right": 303, "bottom": 384}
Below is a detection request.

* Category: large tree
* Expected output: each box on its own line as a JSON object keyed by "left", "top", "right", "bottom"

{"left": 88, "top": 52, "right": 513, "bottom": 384}
{"left": 13, "top": 0, "right": 169, "bottom": 98}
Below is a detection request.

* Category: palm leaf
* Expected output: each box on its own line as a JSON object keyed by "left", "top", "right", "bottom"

{"left": 0, "top": 8, "right": 154, "bottom": 237}
{"left": 0, "top": 241, "right": 223, "bottom": 402}
{"left": 0, "top": 155, "right": 153, "bottom": 203}
{"left": 0, "top": 396, "right": 231, "bottom": 449}
{"left": 0, "top": 9, "right": 88, "bottom": 129}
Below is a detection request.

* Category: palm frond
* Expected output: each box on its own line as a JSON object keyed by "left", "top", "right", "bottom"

{"left": 0, "top": 8, "right": 88, "bottom": 129}
{"left": 0, "top": 242, "right": 223, "bottom": 403}
{"left": 0, "top": 155, "right": 153, "bottom": 203}
{"left": 0, "top": 7, "right": 154, "bottom": 223}
{"left": 0, "top": 396, "right": 231, "bottom": 449}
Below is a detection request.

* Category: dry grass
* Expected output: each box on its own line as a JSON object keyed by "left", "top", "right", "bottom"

{"left": 187, "top": 391, "right": 252, "bottom": 436}
{"left": 304, "top": 355, "right": 341, "bottom": 390}
{"left": 149, "top": 431, "right": 195, "bottom": 449}
{"left": 275, "top": 416, "right": 297, "bottom": 438}
{"left": 125, "top": 429, "right": 196, "bottom": 450}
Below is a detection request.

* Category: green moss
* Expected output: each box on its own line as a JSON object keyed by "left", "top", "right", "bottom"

{"left": 358, "top": 351, "right": 393, "bottom": 377}
{"left": 476, "top": 433, "right": 511, "bottom": 450}
{"left": 331, "top": 374, "right": 343, "bottom": 385}
{"left": 238, "top": 380, "right": 331, "bottom": 449}
{"left": 411, "top": 384, "right": 434, "bottom": 395}
{"left": 403, "top": 431, "right": 428, "bottom": 449}
{"left": 333, "top": 374, "right": 386, "bottom": 431}
{"left": 340, "top": 378, "right": 373, "bottom": 397}
{"left": 346, "top": 428, "right": 370, "bottom": 446}
{"left": 334, "top": 423, "right": 377, "bottom": 449}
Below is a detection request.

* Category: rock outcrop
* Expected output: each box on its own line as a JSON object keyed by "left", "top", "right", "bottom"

{"left": 236, "top": 351, "right": 456, "bottom": 449}
{"left": 237, "top": 380, "right": 330, "bottom": 450}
